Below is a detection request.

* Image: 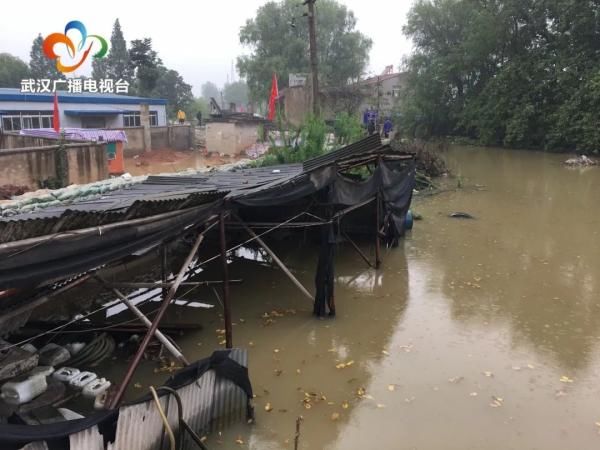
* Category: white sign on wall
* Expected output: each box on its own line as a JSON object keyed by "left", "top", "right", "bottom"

{"left": 289, "top": 73, "right": 308, "bottom": 87}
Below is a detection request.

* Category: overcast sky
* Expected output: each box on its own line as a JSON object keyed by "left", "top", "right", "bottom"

{"left": 0, "top": 0, "right": 414, "bottom": 96}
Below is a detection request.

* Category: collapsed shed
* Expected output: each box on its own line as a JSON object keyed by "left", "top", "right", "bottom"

{"left": 0, "top": 133, "right": 415, "bottom": 448}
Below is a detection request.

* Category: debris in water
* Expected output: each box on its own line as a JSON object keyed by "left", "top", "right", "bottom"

{"left": 490, "top": 396, "right": 504, "bottom": 408}
{"left": 555, "top": 390, "right": 567, "bottom": 398}
{"left": 449, "top": 212, "right": 475, "bottom": 219}
{"left": 335, "top": 360, "right": 354, "bottom": 369}
{"left": 265, "top": 402, "right": 273, "bottom": 412}
{"left": 356, "top": 387, "right": 366, "bottom": 397}
{"left": 273, "top": 348, "right": 280, "bottom": 353}
{"left": 381, "top": 350, "right": 390, "bottom": 356}
{"left": 342, "top": 401, "right": 349, "bottom": 409}
{"left": 512, "top": 366, "right": 521, "bottom": 371}
{"left": 448, "top": 376, "right": 464, "bottom": 384}
{"left": 483, "top": 371, "right": 494, "bottom": 377}
{"left": 404, "top": 396, "right": 416, "bottom": 403}
{"left": 331, "top": 412, "right": 340, "bottom": 421}
{"left": 274, "top": 369, "right": 283, "bottom": 376}
{"left": 134, "top": 382, "right": 142, "bottom": 389}
{"left": 296, "top": 369, "right": 301, "bottom": 374}
{"left": 527, "top": 364, "right": 535, "bottom": 369}
{"left": 388, "top": 384, "right": 396, "bottom": 391}
{"left": 248, "top": 341, "right": 255, "bottom": 347}
{"left": 469, "top": 392, "right": 478, "bottom": 397}
{"left": 376, "top": 403, "right": 386, "bottom": 408}
{"left": 235, "top": 436, "right": 245, "bottom": 445}
{"left": 559, "top": 376, "right": 574, "bottom": 383}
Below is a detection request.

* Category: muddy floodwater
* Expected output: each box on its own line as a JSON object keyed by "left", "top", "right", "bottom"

{"left": 131, "top": 146, "right": 599, "bottom": 449}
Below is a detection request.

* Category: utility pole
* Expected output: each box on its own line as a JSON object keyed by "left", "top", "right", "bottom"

{"left": 305, "top": 0, "right": 320, "bottom": 116}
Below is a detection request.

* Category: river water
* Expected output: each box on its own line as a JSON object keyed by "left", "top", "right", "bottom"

{"left": 134, "top": 146, "right": 600, "bottom": 449}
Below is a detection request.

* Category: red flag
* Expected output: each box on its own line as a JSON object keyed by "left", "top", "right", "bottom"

{"left": 52, "top": 92, "right": 60, "bottom": 132}
{"left": 268, "top": 73, "right": 279, "bottom": 121}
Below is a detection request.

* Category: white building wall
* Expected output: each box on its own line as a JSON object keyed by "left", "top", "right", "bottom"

{"left": 0, "top": 101, "right": 167, "bottom": 129}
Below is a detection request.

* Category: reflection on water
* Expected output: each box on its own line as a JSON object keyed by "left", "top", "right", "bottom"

{"left": 135, "top": 146, "right": 599, "bottom": 449}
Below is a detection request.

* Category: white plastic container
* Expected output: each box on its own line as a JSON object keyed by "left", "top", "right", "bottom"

{"left": 0, "top": 368, "right": 52, "bottom": 405}
{"left": 69, "top": 371, "right": 97, "bottom": 389}
{"left": 52, "top": 367, "right": 80, "bottom": 383}
{"left": 82, "top": 378, "right": 111, "bottom": 398}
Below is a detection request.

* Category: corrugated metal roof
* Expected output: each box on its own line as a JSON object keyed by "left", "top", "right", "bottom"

{"left": 0, "top": 135, "right": 401, "bottom": 243}
{"left": 302, "top": 133, "right": 383, "bottom": 172}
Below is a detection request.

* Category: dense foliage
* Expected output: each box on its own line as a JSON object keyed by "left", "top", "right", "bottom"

{"left": 237, "top": 0, "right": 372, "bottom": 102}
{"left": 400, "top": 0, "right": 600, "bottom": 153}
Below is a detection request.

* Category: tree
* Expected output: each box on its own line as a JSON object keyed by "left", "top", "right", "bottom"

{"left": 201, "top": 81, "right": 220, "bottom": 101}
{"left": 189, "top": 97, "right": 210, "bottom": 123}
{"left": 237, "top": 0, "right": 372, "bottom": 103}
{"left": 0, "top": 53, "right": 30, "bottom": 88}
{"left": 400, "top": 0, "right": 600, "bottom": 152}
{"left": 129, "top": 38, "right": 162, "bottom": 96}
{"left": 93, "top": 19, "right": 133, "bottom": 82}
{"left": 153, "top": 67, "right": 194, "bottom": 118}
{"left": 29, "top": 34, "right": 61, "bottom": 79}
{"left": 223, "top": 81, "right": 248, "bottom": 107}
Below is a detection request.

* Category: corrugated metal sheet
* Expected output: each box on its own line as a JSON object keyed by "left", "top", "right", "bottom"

{"left": 302, "top": 133, "right": 382, "bottom": 172}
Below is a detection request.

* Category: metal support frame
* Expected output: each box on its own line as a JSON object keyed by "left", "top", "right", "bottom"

{"left": 219, "top": 212, "right": 233, "bottom": 349}
{"left": 342, "top": 231, "right": 375, "bottom": 268}
{"left": 108, "top": 222, "right": 213, "bottom": 409}
{"left": 97, "top": 279, "right": 189, "bottom": 366}
{"left": 233, "top": 213, "right": 313, "bottom": 301}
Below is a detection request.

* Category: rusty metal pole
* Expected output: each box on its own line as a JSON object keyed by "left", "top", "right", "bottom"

{"left": 107, "top": 228, "right": 209, "bottom": 409}
{"left": 375, "top": 192, "right": 381, "bottom": 269}
{"left": 220, "top": 212, "right": 233, "bottom": 349}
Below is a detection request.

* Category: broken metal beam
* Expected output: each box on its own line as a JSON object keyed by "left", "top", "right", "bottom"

{"left": 233, "top": 214, "right": 313, "bottom": 301}
{"left": 101, "top": 280, "right": 243, "bottom": 289}
{"left": 96, "top": 278, "right": 190, "bottom": 366}
{"left": 108, "top": 221, "right": 215, "bottom": 409}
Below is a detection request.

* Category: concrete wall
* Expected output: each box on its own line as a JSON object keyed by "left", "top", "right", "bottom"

{"left": 120, "top": 125, "right": 193, "bottom": 156}
{"left": 205, "top": 122, "right": 259, "bottom": 156}
{"left": 0, "top": 143, "right": 108, "bottom": 188}
{"left": 283, "top": 86, "right": 312, "bottom": 127}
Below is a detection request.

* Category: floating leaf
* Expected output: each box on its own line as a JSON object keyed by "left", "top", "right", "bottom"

{"left": 264, "top": 402, "right": 273, "bottom": 412}
{"left": 331, "top": 412, "right": 340, "bottom": 421}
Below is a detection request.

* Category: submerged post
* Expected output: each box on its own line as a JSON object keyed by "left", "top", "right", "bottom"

{"left": 220, "top": 212, "right": 233, "bottom": 349}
